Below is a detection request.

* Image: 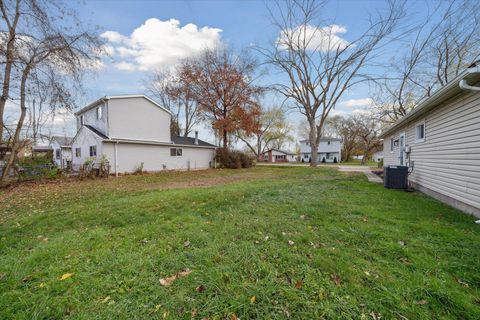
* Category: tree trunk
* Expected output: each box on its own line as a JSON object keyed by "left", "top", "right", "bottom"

{"left": 0, "top": 35, "right": 16, "bottom": 145}
{"left": 309, "top": 121, "right": 318, "bottom": 167}
{"left": 222, "top": 130, "right": 228, "bottom": 149}
{"left": 0, "top": 66, "right": 30, "bottom": 185}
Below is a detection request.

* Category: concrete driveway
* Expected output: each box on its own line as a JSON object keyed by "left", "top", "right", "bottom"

{"left": 338, "top": 166, "right": 383, "bottom": 183}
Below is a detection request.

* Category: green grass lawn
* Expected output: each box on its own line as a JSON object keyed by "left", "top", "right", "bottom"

{"left": 1, "top": 167, "right": 479, "bottom": 319}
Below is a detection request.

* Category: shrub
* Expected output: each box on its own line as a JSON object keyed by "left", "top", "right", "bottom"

{"left": 333, "top": 157, "right": 338, "bottom": 163}
{"left": 322, "top": 157, "right": 326, "bottom": 163}
{"left": 134, "top": 162, "right": 144, "bottom": 174}
{"left": 216, "top": 148, "right": 254, "bottom": 169}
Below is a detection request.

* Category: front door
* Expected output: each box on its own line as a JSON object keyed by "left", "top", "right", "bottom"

{"left": 399, "top": 132, "right": 406, "bottom": 166}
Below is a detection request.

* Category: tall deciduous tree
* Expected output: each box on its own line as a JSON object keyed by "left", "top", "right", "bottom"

{"left": 188, "top": 47, "right": 264, "bottom": 148}
{"left": 260, "top": 0, "right": 404, "bottom": 166}
{"left": 0, "top": 0, "right": 103, "bottom": 184}
{"left": 147, "top": 62, "right": 200, "bottom": 137}
{"left": 373, "top": 0, "right": 480, "bottom": 123}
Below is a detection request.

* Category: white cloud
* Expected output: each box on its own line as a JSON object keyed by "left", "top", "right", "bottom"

{"left": 101, "top": 18, "right": 222, "bottom": 71}
{"left": 339, "top": 98, "right": 373, "bottom": 108}
{"left": 279, "top": 24, "right": 349, "bottom": 52}
{"left": 114, "top": 61, "right": 137, "bottom": 71}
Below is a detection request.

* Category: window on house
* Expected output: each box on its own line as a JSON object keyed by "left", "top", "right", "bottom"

{"left": 75, "top": 148, "right": 81, "bottom": 157}
{"left": 89, "top": 145, "right": 97, "bottom": 157}
{"left": 80, "top": 115, "right": 84, "bottom": 126}
{"left": 170, "top": 148, "right": 182, "bottom": 156}
{"left": 326, "top": 152, "right": 331, "bottom": 159}
{"left": 390, "top": 138, "right": 394, "bottom": 152}
{"left": 97, "top": 106, "right": 102, "bottom": 120}
{"left": 56, "top": 149, "right": 61, "bottom": 159}
{"left": 416, "top": 122, "right": 425, "bottom": 142}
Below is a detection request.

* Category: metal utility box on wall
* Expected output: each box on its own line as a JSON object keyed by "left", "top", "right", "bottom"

{"left": 384, "top": 166, "right": 408, "bottom": 189}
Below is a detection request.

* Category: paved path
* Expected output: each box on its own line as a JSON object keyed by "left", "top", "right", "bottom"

{"left": 338, "top": 166, "right": 383, "bottom": 183}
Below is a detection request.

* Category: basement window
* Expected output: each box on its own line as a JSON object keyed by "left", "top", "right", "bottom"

{"left": 75, "top": 148, "right": 81, "bottom": 157}
{"left": 170, "top": 148, "right": 183, "bottom": 157}
{"left": 415, "top": 121, "right": 426, "bottom": 142}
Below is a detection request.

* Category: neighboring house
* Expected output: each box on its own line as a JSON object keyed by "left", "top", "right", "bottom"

{"left": 380, "top": 63, "right": 480, "bottom": 217}
{"left": 50, "top": 136, "right": 73, "bottom": 169}
{"left": 71, "top": 95, "right": 216, "bottom": 174}
{"left": 372, "top": 151, "right": 384, "bottom": 162}
{"left": 299, "top": 138, "right": 342, "bottom": 163}
{"left": 260, "top": 149, "right": 296, "bottom": 163}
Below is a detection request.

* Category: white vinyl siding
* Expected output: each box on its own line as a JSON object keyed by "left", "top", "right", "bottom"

{"left": 383, "top": 90, "right": 480, "bottom": 212}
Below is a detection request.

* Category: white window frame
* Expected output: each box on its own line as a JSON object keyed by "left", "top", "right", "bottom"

{"left": 170, "top": 148, "right": 183, "bottom": 157}
{"left": 415, "top": 120, "right": 426, "bottom": 143}
{"left": 97, "top": 106, "right": 103, "bottom": 120}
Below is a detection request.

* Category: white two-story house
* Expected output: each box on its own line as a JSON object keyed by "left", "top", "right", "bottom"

{"left": 299, "top": 138, "right": 342, "bottom": 163}
{"left": 71, "top": 95, "right": 216, "bottom": 174}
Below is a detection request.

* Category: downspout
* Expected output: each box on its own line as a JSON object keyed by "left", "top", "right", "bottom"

{"left": 459, "top": 79, "right": 480, "bottom": 91}
{"left": 114, "top": 141, "right": 118, "bottom": 177}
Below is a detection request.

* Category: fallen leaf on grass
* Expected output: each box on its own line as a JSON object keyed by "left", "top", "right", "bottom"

{"left": 196, "top": 285, "right": 206, "bottom": 293}
{"left": 184, "top": 240, "right": 191, "bottom": 248}
{"left": 37, "top": 282, "right": 46, "bottom": 288}
{"left": 398, "top": 240, "right": 406, "bottom": 246}
{"left": 101, "top": 296, "right": 111, "bottom": 304}
{"left": 250, "top": 295, "right": 256, "bottom": 304}
{"left": 370, "top": 312, "right": 382, "bottom": 319}
{"left": 159, "top": 268, "right": 192, "bottom": 287}
{"left": 294, "top": 280, "right": 303, "bottom": 289}
{"left": 456, "top": 278, "right": 469, "bottom": 288}
{"left": 59, "top": 273, "right": 74, "bottom": 280}
{"left": 330, "top": 273, "right": 342, "bottom": 286}
{"left": 288, "top": 240, "right": 294, "bottom": 246}
{"left": 415, "top": 299, "right": 428, "bottom": 305}
{"left": 191, "top": 309, "right": 198, "bottom": 317}
{"left": 229, "top": 314, "right": 239, "bottom": 320}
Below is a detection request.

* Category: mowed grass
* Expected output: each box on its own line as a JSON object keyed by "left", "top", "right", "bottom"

{"left": 1, "top": 167, "right": 479, "bottom": 319}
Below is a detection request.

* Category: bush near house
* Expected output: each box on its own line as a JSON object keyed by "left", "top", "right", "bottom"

{"left": 216, "top": 148, "right": 254, "bottom": 169}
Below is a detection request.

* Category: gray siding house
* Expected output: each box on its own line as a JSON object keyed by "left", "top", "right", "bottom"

{"left": 299, "top": 138, "right": 342, "bottom": 163}
{"left": 71, "top": 95, "right": 216, "bottom": 174}
{"left": 380, "top": 64, "right": 480, "bottom": 217}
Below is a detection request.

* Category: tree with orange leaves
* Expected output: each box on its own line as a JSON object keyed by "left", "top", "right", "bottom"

{"left": 188, "top": 47, "right": 264, "bottom": 148}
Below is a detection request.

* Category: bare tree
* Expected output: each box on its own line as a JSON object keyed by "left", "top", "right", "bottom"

{"left": 373, "top": 0, "right": 480, "bottom": 123}
{"left": 0, "top": 0, "right": 103, "bottom": 184}
{"left": 261, "top": 0, "right": 404, "bottom": 166}
{"left": 351, "top": 113, "right": 382, "bottom": 164}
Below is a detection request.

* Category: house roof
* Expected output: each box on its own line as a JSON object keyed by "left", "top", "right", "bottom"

{"left": 51, "top": 136, "right": 74, "bottom": 147}
{"left": 299, "top": 137, "right": 341, "bottom": 143}
{"left": 84, "top": 125, "right": 110, "bottom": 139}
{"left": 172, "top": 135, "right": 217, "bottom": 147}
{"left": 380, "top": 62, "right": 480, "bottom": 138}
{"left": 263, "top": 148, "right": 295, "bottom": 155}
{"left": 74, "top": 94, "right": 171, "bottom": 116}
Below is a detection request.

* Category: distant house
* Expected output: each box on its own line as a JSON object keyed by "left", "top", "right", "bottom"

{"left": 299, "top": 138, "right": 342, "bottom": 163}
{"left": 50, "top": 136, "right": 73, "bottom": 169}
{"left": 372, "top": 151, "right": 383, "bottom": 162}
{"left": 260, "top": 149, "right": 296, "bottom": 163}
{"left": 380, "top": 63, "right": 480, "bottom": 217}
{"left": 71, "top": 95, "right": 216, "bottom": 174}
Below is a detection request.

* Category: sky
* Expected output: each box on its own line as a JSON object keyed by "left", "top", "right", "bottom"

{"left": 5, "top": 0, "right": 432, "bottom": 146}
